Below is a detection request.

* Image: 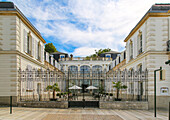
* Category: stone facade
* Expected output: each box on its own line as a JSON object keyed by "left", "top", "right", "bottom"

{"left": 100, "top": 101, "right": 148, "bottom": 110}
{"left": 108, "top": 4, "right": 170, "bottom": 110}
{"left": 0, "top": 3, "right": 62, "bottom": 105}
{"left": 17, "top": 101, "right": 68, "bottom": 108}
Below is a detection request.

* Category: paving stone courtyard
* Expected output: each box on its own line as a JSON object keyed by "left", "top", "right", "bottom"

{"left": 0, "top": 107, "right": 168, "bottom": 120}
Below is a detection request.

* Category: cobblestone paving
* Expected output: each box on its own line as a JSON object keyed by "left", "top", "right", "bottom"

{"left": 0, "top": 107, "right": 168, "bottom": 120}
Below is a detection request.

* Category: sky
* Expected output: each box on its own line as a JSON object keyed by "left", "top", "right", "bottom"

{"left": 1, "top": 0, "right": 170, "bottom": 56}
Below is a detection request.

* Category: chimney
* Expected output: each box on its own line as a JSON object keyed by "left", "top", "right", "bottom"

{"left": 70, "top": 54, "right": 73, "bottom": 60}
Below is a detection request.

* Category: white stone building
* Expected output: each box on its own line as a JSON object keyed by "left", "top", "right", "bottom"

{"left": 0, "top": 2, "right": 62, "bottom": 104}
{"left": 108, "top": 3, "right": 170, "bottom": 110}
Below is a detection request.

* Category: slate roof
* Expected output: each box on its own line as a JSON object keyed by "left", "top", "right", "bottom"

{"left": 51, "top": 52, "right": 68, "bottom": 55}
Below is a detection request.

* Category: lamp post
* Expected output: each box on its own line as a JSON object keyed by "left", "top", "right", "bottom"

{"left": 154, "top": 66, "right": 162, "bottom": 117}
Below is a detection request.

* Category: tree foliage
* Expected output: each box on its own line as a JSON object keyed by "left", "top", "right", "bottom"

{"left": 45, "top": 43, "right": 57, "bottom": 53}
{"left": 113, "top": 81, "right": 127, "bottom": 100}
{"left": 86, "top": 48, "right": 111, "bottom": 58}
{"left": 46, "top": 83, "right": 60, "bottom": 99}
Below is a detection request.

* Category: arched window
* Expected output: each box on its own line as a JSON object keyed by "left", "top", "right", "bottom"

{"left": 68, "top": 65, "right": 78, "bottom": 72}
{"left": 92, "top": 65, "right": 102, "bottom": 77}
{"left": 92, "top": 65, "right": 102, "bottom": 72}
{"left": 80, "top": 65, "right": 90, "bottom": 77}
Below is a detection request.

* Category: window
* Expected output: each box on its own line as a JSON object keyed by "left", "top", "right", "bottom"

{"left": 68, "top": 66, "right": 78, "bottom": 73}
{"left": 129, "top": 40, "right": 133, "bottom": 60}
{"left": 37, "top": 42, "right": 41, "bottom": 60}
{"left": 119, "top": 56, "right": 120, "bottom": 63}
{"left": 92, "top": 65, "right": 102, "bottom": 77}
{"left": 105, "top": 54, "right": 111, "bottom": 58}
{"left": 60, "top": 55, "right": 65, "bottom": 58}
{"left": 80, "top": 65, "right": 90, "bottom": 77}
{"left": 138, "top": 32, "right": 142, "bottom": 55}
{"left": 24, "top": 30, "right": 32, "bottom": 55}
{"left": 27, "top": 35, "right": 30, "bottom": 53}
{"left": 160, "top": 87, "right": 169, "bottom": 95}
{"left": 167, "top": 40, "right": 170, "bottom": 51}
{"left": 124, "top": 51, "right": 126, "bottom": 59}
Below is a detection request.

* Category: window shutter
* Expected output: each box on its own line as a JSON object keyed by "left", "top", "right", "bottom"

{"left": 24, "top": 29, "right": 27, "bottom": 52}
{"left": 32, "top": 38, "right": 34, "bottom": 57}
{"left": 41, "top": 44, "right": 44, "bottom": 63}
{"left": 35, "top": 40, "right": 37, "bottom": 59}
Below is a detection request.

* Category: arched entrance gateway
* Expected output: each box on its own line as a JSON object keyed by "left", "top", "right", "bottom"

{"left": 68, "top": 65, "right": 105, "bottom": 108}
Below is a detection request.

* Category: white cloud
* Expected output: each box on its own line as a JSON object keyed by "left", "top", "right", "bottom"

{"left": 10, "top": 0, "right": 170, "bottom": 57}
{"left": 71, "top": 47, "right": 99, "bottom": 57}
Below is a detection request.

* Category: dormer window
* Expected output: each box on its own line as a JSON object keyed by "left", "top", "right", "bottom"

{"left": 60, "top": 54, "right": 65, "bottom": 58}
{"left": 106, "top": 54, "right": 111, "bottom": 58}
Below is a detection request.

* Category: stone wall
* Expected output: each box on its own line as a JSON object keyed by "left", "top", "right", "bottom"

{"left": 100, "top": 101, "right": 148, "bottom": 110}
{"left": 0, "top": 96, "right": 17, "bottom": 106}
{"left": 148, "top": 95, "right": 170, "bottom": 110}
{"left": 17, "top": 101, "right": 68, "bottom": 109}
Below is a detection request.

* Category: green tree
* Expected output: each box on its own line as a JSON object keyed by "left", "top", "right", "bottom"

{"left": 113, "top": 81, "right": 127, "bottom": 100}
{"left": 46, "top": 83, "right": 60, "bottom": 99}
{"left": 45, "top": 43, "right": 57, "bottom": 53}
{"left": 86, "top": 48, "right": 111, "bottom": 58}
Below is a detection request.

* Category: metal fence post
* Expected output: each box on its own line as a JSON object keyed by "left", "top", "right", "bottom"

{"left": 10, "top": 96, "right": 12, "bottom": 114}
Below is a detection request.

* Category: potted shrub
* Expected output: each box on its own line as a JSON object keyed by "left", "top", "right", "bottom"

{"left": 113, "top": 81, "right": 127, "bottom": 101}
{"left": 61, "top": 93, "right": 64, "bottom": 98}
{"left": 110, "top": 93, "right": 113, "bottom": 100}
{"left": 56, "top": 93, "right": 60, "bottom": 98}
{"left": 46, "top": 83, "right": 60, "bottom": 101}
{"left": 106, "top": 93, "right": 109, "bottom": 100}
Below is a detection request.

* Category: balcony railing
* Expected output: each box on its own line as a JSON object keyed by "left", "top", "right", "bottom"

{"left": 59, "top": 57, "right": 112, "bottom": 61}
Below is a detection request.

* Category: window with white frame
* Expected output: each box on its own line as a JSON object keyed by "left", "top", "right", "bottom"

{"left": 60, "top": 54, "right": 65, "bottom": 58}
{"left": 37, "top": 42, "right": 41, "bottom": 60}
{"left": 138, "top": 31, "right": 142, "bottom": 55}
{"left": 24, "top": 30, "right": 32, "bottom": 55}
{"left": 129, "top": 40, "right": 133, "bottom": 60}
{"left": 160, "top": 87, "right": 169, "bottom": 95}
{"left": 105, "top": 54, "right": 111, "bottom": 58}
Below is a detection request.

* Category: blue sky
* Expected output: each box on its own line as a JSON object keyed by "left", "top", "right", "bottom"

{"left": 1, "top": 0, "right": 170, "bottom": 56}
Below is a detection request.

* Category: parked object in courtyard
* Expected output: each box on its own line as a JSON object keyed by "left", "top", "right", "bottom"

{"left": 86, "top": 86, "right": 98, "bottom": 89}
{"left": 69, "top": 85, "right": 82, "bottom": 89}
{"left": 113, "top": 81, "right": 127, "bottom": 101}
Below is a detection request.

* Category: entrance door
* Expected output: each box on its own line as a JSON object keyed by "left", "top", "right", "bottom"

{"left": 37, "top": 83, "right": 41, "bottom": 101}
